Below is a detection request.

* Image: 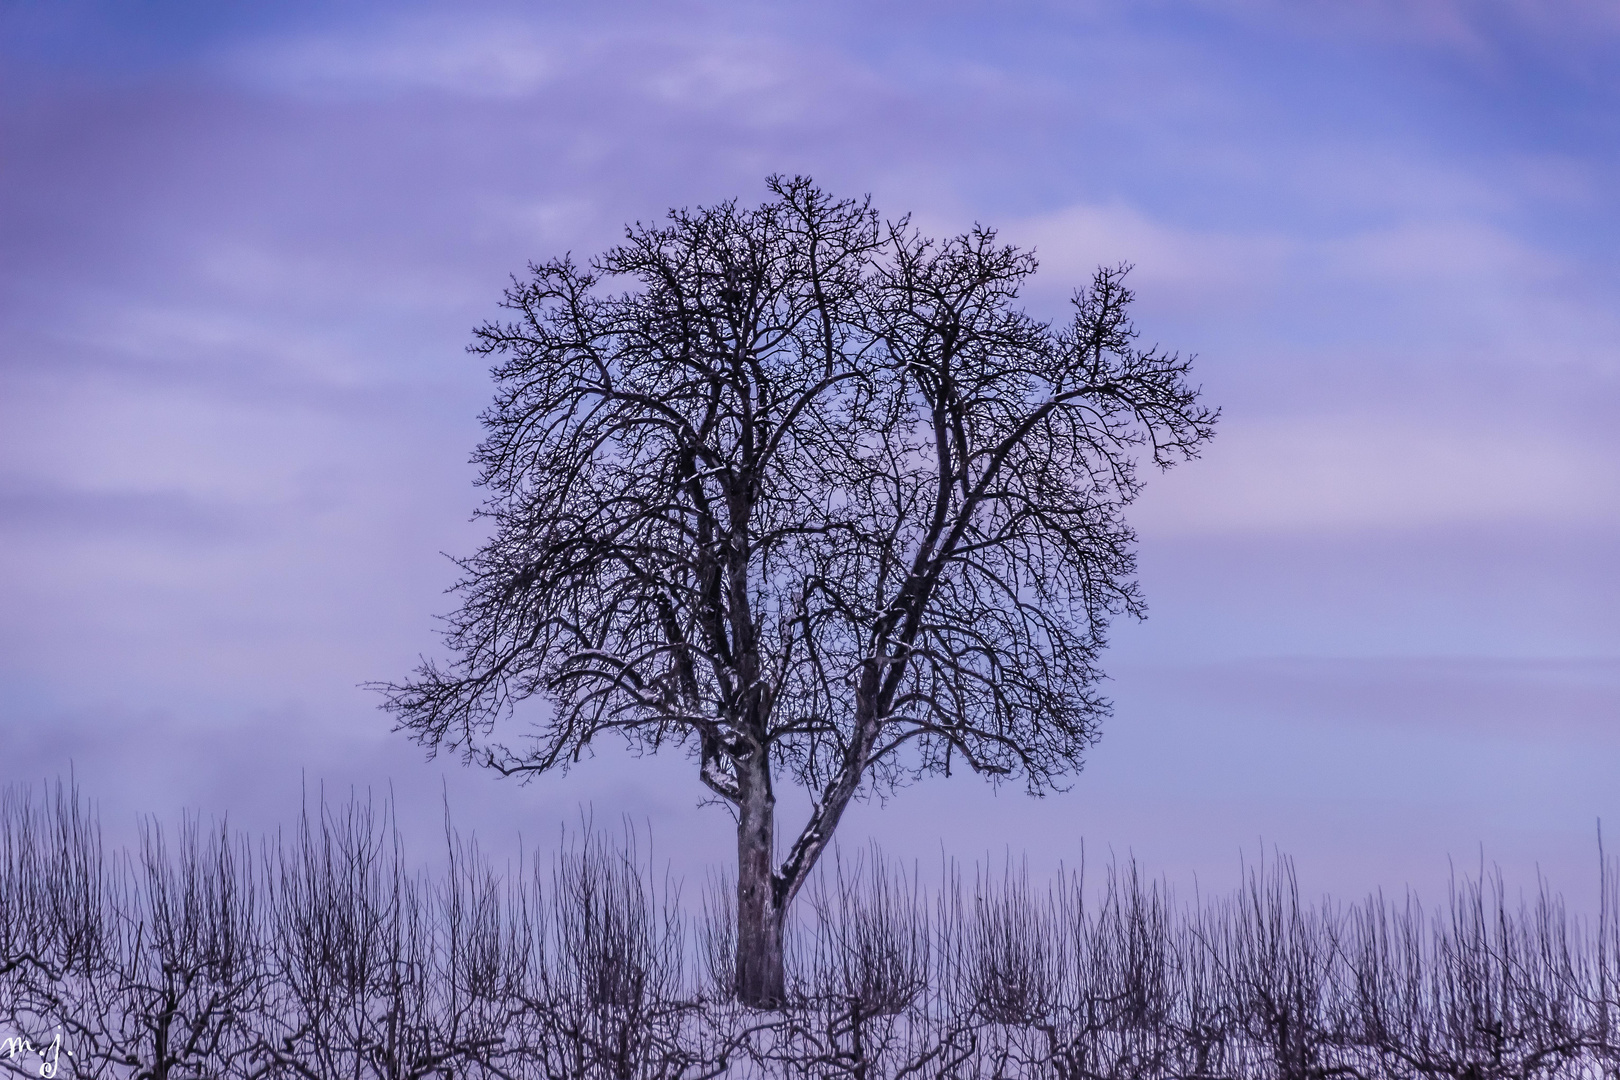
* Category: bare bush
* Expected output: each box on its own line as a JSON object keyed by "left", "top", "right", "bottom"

{"left": 952, "top": 861, "right": 1059, "bottom": 1030}
{"left": 510, "top": 829, "right": 705, "bottom": 1080}
{"left": 264, "top": 796, "right": 448, "bottom": 1079}
{"left": 7, "top": 780, "right": 1620, "bottom": 1079}
{"left": 747, "top": 849, "right": 940, "bottom": 1080}
{"left": 1345, "top": 868, "right": 1595, "bottom": 1080}
{"left": 0, "top": 785, "right": 265, "bottom": 1080}
{"left": 1040, "top": 860, "right": 1185, "bottom": 1080}
{"left": 1210, "top": 856, "right": 1345, "bottom": 1080}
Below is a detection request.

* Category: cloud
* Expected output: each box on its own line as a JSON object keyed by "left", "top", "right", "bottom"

{"left": 1323, "top": 220, "right": 1563, "bottom": 285}
{"left": 1007, "top": 187, "right": 1620, "bottom": 422}
{"left": 218, "top": 11, "right": 880, "bottom": 134}
{"left": 1006, "top": 202, "right": 1295, "bottom": 314}
{"left": 1135, "top": 416, "right": 1619, "bottom": 535}
{"left": 1010, "top": 199, "right": 1572, "bottom": 315}
{"left": 0, "top": 476, "right": 245, "bottom": 541}
{"left": 1199, "top": 0, "right": 1620, "bottom": 71}
{"left": 640, "top": 33, "right": 817, "bottom": 118}
{"left": 223, "top": 17, "right": 560, "bottom": 99}
{"left": 1130, "top": 654, "right": 1620, "bottom": 740}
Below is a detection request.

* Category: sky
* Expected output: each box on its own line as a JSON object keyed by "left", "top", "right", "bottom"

{"left": 2, "top": 0, "right": 1618, "bottom": 910}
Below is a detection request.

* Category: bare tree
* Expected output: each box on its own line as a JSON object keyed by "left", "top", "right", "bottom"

{"left": 379, "top": 175, "right": 1217, "bottom": 1008}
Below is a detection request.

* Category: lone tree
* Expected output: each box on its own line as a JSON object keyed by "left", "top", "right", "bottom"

{"left": 380, "top": 177, "right": 1216, "bottom": 1008}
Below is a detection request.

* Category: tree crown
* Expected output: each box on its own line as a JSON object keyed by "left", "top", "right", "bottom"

{"left": 381, "top": 176, "right": 1216, "bottom": 808}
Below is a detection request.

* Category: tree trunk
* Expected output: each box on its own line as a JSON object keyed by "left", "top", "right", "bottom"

{"left": 735, "top": 749, "right": 785, "bottom": 1009}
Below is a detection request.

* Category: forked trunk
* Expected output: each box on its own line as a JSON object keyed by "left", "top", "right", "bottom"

{"left": 735, "top": 750, "right": 786, "bottom": 1009}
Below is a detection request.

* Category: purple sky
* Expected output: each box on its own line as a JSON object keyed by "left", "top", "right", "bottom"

{"left": 3, "top": 0, "right": 1618, "bottom": 907}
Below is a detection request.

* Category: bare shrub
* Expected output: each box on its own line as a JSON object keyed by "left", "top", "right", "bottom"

{"left": 951, "top": 859, "right": 1059, "bottom": 1029}
{"left": 0, "top": 778, "right": 111, "bottom": 1074}
{"left": 1207, "top": 855, "right": 1345, "bottom": 1080}
{"left": 802, "top": 848, "right": 928, "bottom": 1018}
{"left": 1038, "top": 859, "right": 1185, "bottom": 1080}
{"left": 1348, "top": 868, "right": 1591, "bottom": 1080}
{"left": 748, "top": 848, "right": 940, "bottom": 1080}
{"left": 511, "top": 826, "right": 708, "bottom": 1080}
{"left": 6, "top": 778, "right": 1620, "bottom": 1080}
{"left": 0, "top": 785, "right": 266, "bottom": 1080}
{"left": 700, "top": 871, "right": 737, "bottom": 1004}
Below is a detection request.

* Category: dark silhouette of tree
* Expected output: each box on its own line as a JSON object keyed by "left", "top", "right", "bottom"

{"left": 378, "top": 176, "right": 1217, "bottom": 1008}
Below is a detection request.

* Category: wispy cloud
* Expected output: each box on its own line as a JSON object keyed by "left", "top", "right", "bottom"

{"left": 222, "top": 16, "right": 561, "bottom": 99}
{"left": 0, "top": 476, "right": 247, "bottom": 541}
{"left": 1137, "top": 417, "right": 1618, "bottom": 535}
